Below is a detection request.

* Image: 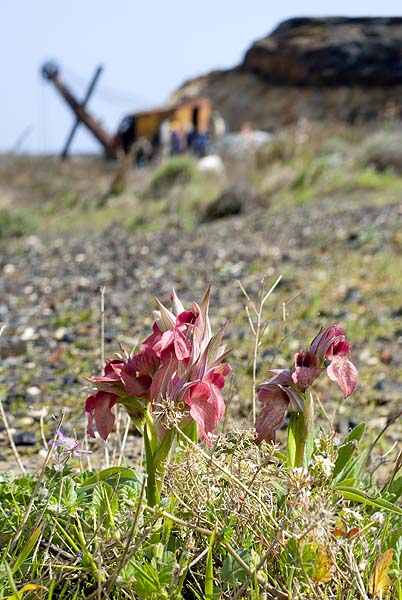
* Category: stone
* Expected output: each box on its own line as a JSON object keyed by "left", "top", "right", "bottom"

{"left": 171, "top": 17, "right": 402, "bottom": 130}
{"left": 202, "top": 189, "right": 243, "bottom": 222}
{"left": 243, "top": 17, "right": 402, "bottom": 86}
{"left": 13, "top": 431, "right": 37, "bottom": 446}
{"left": 0, "top": 337, "right": 28, "bottom": 358}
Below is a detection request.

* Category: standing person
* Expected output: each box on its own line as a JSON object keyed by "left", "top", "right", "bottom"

{"left": 212, "top": 111, "right": 226, "bottom": 139}
{"left": 170, "top": 120, "right": 182, "bottom": 155}
{"left": 159, "top": 119, "right": 171, "bottom": 160}
{"left": 195, "top": 129, "right": 208, "bottom": 157}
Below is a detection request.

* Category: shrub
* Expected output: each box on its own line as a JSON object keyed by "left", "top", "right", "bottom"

{"left": 0, "top": 208, "right": 34, "bottom": 239}
{"left": 360, "top": 130, "right": 402, "bottom": 174}
{"left": 147, "top": 156, "right": 197, "bottom": 198}
{"left": 255, "top": 136, "right": 294, "bottom": 168}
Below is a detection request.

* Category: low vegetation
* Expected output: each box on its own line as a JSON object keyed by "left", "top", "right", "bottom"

{"left": 146, "top": 156, "right": 198, "bottom": 198}
{"left": 0, "top": 285, "right": 401, "bottom": 599}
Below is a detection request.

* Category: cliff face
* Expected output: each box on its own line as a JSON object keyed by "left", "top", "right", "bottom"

{"left": 243, "top": 17, "right": 402, "bottom": 86}
{"left": 171, "top": 17, "right": 402, "bottom": 130}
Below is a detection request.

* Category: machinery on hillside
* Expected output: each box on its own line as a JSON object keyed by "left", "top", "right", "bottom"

{"left": 41, "top": 61, "right": 212, "bottom": 161}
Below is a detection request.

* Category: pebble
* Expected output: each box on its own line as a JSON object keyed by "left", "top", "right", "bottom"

{"left": 27, "top": 386, "right": 41, "bottom": 397}
{"left": 13, "top": 431, "right": 37, "bottom": 446}
{"left": 20, "top": 327, "right": 36, "bottom": 341}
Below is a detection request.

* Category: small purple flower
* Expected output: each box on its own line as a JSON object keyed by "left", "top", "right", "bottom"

{"left": 50, "top": 431, "right": 91, "bottom": 456}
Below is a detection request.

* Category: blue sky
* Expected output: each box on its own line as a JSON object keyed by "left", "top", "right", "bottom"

{"left": 2, "top": 1, "right": 402, "bottom": 154}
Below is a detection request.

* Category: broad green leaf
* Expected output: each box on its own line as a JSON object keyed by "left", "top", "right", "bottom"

{"left": 286, "top": 413, "right": 298, "bottom": 468}
{"left": 385, "top": 475, "right": 402, "bottom": 502}
{"left": 79, "top": 466, "right": 142, "bottom": 490}
{"left": 333, "top": 449, "right": 368, "bottom": 486}
{"left": 62, "top": 476, "right": 77, "bottom": 507}
{"left": 144, "top": 426, "right": 158, "bottom": 506}
{"left": 129, "top": 554, "right": 176, "bottom": 599}
{"left": 333, "top": 423, "right": 366, "bottom": 480}
{"left": 153, "top": 551, "right": 177, "bottom": 588}
{"left": 221, "top": 549, "right": 250, "bottom": 586}
{"left": 92, "top": 481, "right": 118, "bottom": 526}
{"left": 333, "top": 440, "right": 358, "bottom": 477}
{"left": 337, "top": 486, "right": 402, "bottom": 516}
{"left": 344, "top": 422, "right": 366, "bottom": 444}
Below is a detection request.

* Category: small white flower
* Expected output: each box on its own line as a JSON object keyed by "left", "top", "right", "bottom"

{"left": 371, "top": 511, "right": 385, "bottom": 525}
{"left": 342, "top": 508, "right": 364, "bottom": 521}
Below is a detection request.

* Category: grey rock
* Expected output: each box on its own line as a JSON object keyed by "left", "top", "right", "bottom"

{"left": 13, "top": 431, "right": 37, "bottom": 446}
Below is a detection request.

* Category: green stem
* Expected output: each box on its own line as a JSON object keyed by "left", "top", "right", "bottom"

{"left": 143, "top": 421, "right": 177, "bottom": 506}
{"left": 143, "top": 425, "right": 158, "bottom": 506}
{"left": 287, "top": 389, "right": 315, "bottom": 469}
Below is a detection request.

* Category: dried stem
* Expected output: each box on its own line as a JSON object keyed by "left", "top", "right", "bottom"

{"left": 0, "top": 397, "right": 26, "bottom": 475}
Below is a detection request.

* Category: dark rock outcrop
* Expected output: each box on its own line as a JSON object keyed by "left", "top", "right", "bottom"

{"left": 243, "top": 17, "right": 402, "bottom": 86}
{"left": 171, "top": 17, "right": 402, "bottom": 130}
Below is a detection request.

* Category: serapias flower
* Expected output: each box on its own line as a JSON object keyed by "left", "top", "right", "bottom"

{"left": 256, "top": 323, "right": 357, "bottom": 443}
{"left": 85, "top": 288, "right": 231, "bottom": 446}
{"left": 145, "top": 288, "right": 231, "bottom": 446}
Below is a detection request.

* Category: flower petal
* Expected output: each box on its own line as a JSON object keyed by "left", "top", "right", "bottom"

{"left": 85, "top": 391, "right": 118, "bottom": 440}
{"left": 186, "top": 382, "right": 219, "bottom": 447}
{"left": 292, "top": 350, "right": 324, "bottom": 390}
{"left": 255, "top": 394, "right": 289, "bottom": 443}
{"left": 327, "top": 355, "right": 358, "bottom": 398}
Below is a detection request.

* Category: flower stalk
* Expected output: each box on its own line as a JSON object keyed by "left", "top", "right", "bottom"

{"left": 287, "top": 389, "right": 315, "bottom": 468}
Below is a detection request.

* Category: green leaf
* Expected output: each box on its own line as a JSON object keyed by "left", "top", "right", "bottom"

{"left": 385, "top": 476, "right": 402, "bottom": 502}
{"left": 92, "top": 481, "right": 118, "bottom": 527}
{"left": 62, "top": 476, "right": 78, "bottom": 508}
{"left": 12, "top": 523, "right": 44, "bottom": 574}
{"left": 128, "top": 553, "right": 176, "bottom": 599}
{"left": 333, "top": 423, "right": 366, "bottom": 480}
{"left": 337, "top": 486, "right": 402, "bottom": 516}
{"left": 286, "top": 413, "right": 298, "bottom": 469}
{"left": 221, "top": 549, "right": 254, "bottom": 586}
{"left": 144, "top": 426, "right": 158, "bottom": 506}
{"left": 333, "top": 449, "right": 368, "bottom": 486}
{"left": 344, "top": 422, "right": 366, "bottom": 444}
{"left": 79, "top": 466, "right": 142, "bottom": 490}
{"left": 153, "top": 551, "right": 177, "bottom": 588}
{"left": 333, "top": 441, "right": 357, "bottom": 477}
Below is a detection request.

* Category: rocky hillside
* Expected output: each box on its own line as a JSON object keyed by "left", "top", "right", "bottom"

{"left": 171, "top": 17, "right": 402, "bottom": 130}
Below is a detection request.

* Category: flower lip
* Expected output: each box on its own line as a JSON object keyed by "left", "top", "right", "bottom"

{"left": 292, "top": 349, "right": 324, "bottom": 391}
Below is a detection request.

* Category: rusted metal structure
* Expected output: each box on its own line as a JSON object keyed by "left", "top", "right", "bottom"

{"left": 41, "top": 62, "right": 117, "bottom": 158}
{"left": 41, "top": 61, "right": 212, "bottom": 161}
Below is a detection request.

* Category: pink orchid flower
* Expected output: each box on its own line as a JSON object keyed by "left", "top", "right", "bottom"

{"left": 148, "top": 289, "right": 230, "bottom": 446}
{"left": 85, "top": 288, "right": 230, "bottom": 446}
{"left": 309, "top": 324, "right": 358, "bottom": 398}
{"left": 256, "top": 324, "right": 357, "bottom": 444}
{"left": 256, "top": 369, "right": 305, "bottom": 443}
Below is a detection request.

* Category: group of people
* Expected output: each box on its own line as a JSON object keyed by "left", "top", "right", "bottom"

{"left": 117, "top": 109, "right": 227, "bottom": 167}
{"left": 158, "top": 119, "right": 210, "bottom": 159}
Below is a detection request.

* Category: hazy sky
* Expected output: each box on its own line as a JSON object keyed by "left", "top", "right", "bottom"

{"left": 2, "top": 1, "right": 402, "bottom": 154}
